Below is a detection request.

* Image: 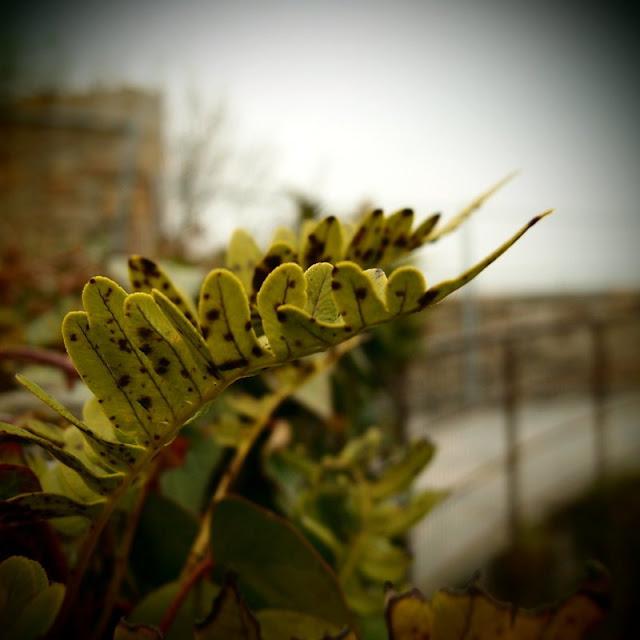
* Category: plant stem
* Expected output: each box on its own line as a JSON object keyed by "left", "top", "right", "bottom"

{"left": 48, "top": 452, "right": 156, "bottom": 639}
{"left": 0, "top": 345, "right": 80, "bottom": 386}
{"left": 92, "top": 462, "right": 159, "bottom": 640}
{"left": 158, "top": 557, "right": 213, "bottom": 635}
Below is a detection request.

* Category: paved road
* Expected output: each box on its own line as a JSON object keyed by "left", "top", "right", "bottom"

{"left": 408, "top": 392, "right": 640, "bottom": 593}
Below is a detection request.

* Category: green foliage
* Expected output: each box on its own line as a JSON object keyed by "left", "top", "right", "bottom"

{"left": 0, "top": 209, "right": 549, "bottom": 523}
{"left": 194, "top": 578, "right": 261, "bottom": 640}
{"left": 0, "top": 555, "right": 65, "bottom": 640}
{"left": 211, "top": 496, "right": 352, "bottom": 626}
{"left": 129, "top": 580, "right": 219, "bottom": 640}
{"left": 0, "top": 194, "right": 558, "bottom": 639}
{"left": 266, "top": 431, "right": 445, "bottom": 616}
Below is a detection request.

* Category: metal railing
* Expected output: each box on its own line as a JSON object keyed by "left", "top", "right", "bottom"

{"left": 416, "top": 307, "right": 640, "bottom": 541}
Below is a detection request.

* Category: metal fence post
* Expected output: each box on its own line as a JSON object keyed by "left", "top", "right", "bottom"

{"left": 502, "top": 337, "right": 520, "bottom": 542}
{"left": 590, "top": 320, "right": 608, "bottom": 482}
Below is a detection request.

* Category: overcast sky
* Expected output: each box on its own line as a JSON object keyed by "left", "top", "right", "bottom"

{"left": 5, "top": 0, "right": 640, "bottom": 292}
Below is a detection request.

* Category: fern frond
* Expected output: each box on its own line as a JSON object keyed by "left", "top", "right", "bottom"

{"left": 0, "top": 209, "right": 551, "bottom": 520}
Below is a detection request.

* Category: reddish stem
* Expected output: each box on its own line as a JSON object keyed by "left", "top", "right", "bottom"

{"left": 0, "top": 346, "right": 79, "bottom": 388}
{"left": 159, "top": 557, "right": 213, "bottom": 635}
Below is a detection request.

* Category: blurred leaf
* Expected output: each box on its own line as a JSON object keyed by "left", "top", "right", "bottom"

{"left": 211, "top": 496, "right": 351, "bottom": 627}
{"left": 113, "top": 619, "right": 163, "bottom": 639}
{"left": 369, "top": 489, "right": 446, "bottom": 538}
{"left": 194, "top": 578, "right": 260, "bottom": 640}
{"left": 0, "top": 556, "right": 65, "bottom": 640}
{"left": 301, "top": 216, "right": 344, "bottom": 269}
{"left": 257, "top": 609, "right": 342, "bottom": 640}
{"left": 368, "top": 440, "right": 435, "bottom": 501}
{"left": 129, "top": 580, "right": 218, "bottom": 640}
{"left": 131, "top": 493, "right": 198, "bottom": 593}
{"left": 0, "top": 464, "right": 41, "bottom": 499}
{"left": 160, "top": 429, "right": 223, "bottom": 515}
{"left": 357, "top": 536, "right": 410, "bottom": 584}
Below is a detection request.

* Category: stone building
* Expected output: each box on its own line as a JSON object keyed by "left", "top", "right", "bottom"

{"left": 0, "top": 88, "right": 163, "bottom": 258}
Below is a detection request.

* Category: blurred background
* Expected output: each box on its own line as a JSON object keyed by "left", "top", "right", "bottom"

{"left": 1, "top": 0, "right": 639, "bottom": 635}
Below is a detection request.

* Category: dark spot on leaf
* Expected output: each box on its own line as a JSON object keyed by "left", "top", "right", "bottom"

{"left": 89, "top": 278, "right": 96, "bottom": 284}
{"left": 117, "top": 375, "right": 131, "bottom": 388}
{"left": 355, "top": 287, "right": 367, "bottom": 300}
{"left": 218, "top": 358, "right": 249, "bottom": 371}
{"left": 244, "top": 320, "right": 252, "bottom": 331}
{"left": 362, "top": 248, "right": 374, "bottom": 261}
{"left": 171, "top": 296, "right": 181, "bottom": 304}
{"left": 223, "top": 332, "right": 233, "bottom": 341}
{"left": 118, "top": 338, "right": 131, "bottom": 353}
{"left": 276, "top": 311, "right": 286, "bottom": 322}
{"left": 140, "top": 343, "right": 152, "bottom": 355}
{"left": 251, "top": 346, "right": 262, "bottom": 357}
{"left": 139, "top": 258, "right": 160, "bottom": 277}
{"left": 350, "top": 228, "right": 365, "bottom": 248}
{"left": 331, "top": 281, "right": 341, "bottom": 290}
{"left": 344, "top": 325, "right": 353, "bottom": 332}
{"left": 162, "top": 282, "right": 170, "bottom": 290}
{"left": 206, "top": 363, "right": 219, "bottom": 377}
{"left": 418, "top": 289, "right": 439, "bottom": 307}
{"left": 207, "top": 308, "right": 220, "bottom": 321}
{"left": 264, "top": 254, "right": 282, "bottom": 270}
{"left": 138, "top": 327, "right": 153, "bottom": 339}
{"left": 252, "top": 266, "right": 269, "bottom": 292}
{"left": 138, "top": 396, "right": 152, "bottom": 410}
{"left": 69, "top": 333, "right": 78, "bottom": 342}
{"left": 202, "top": 327, "right": 210, "bottom": 339}
{"left": 202, "top": 292, "right": 210, "bottom": 300}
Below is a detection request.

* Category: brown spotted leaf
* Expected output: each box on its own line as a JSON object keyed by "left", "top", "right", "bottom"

{"left": 0, "top": 422, "right": 123, "bottom": 495}
{"left": 128, "top": 256, "right": 198, "bottom": 327}
{"left": 385, "top": 576, "right": 607, "bottom": 640}
{"left": 226, "top": 229, "right": 264, "bottom": 295}
{"left": 300, "top": 215, "right": 344, "bottom": 269}
{"left": 425, "top": 171, "right": 518, "bottom": 243}
{"left": 199, "top": 269, "right": 273, "bottom": 374}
